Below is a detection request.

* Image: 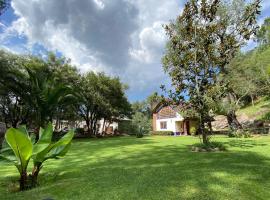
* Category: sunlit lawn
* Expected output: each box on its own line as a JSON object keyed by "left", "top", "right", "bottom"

{"left": 1, "top": 135, "right": 270, "bottom": 200}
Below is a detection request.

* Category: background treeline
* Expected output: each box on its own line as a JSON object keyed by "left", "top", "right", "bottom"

{"left": 0, "top": 52, "right": 132, "bottom": 136}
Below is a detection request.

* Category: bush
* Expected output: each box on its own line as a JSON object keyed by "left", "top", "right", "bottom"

{"left": 262, "top": 112, "right": 270, "bottom": 120}
{"left": 190, "top": 127, "right": 197, "bottom": 136}
{"left": 228, "top": 129, "right": 252, "bottom": 138}
{"left": 151, "top": 131, "right": 174, "bottom": 136}
{"left": 191, "top": 142, "right": 226, "bottom": 152}
{"left": 75, "top": 128, "right": 84, "bottom": 135}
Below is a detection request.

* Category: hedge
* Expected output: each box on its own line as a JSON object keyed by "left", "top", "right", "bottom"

{"left": 150, "top": 131, "right": 174, "bottom": 136}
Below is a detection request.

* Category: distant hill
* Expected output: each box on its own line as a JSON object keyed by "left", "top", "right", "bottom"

{"left": 212, "top": 97, "right": 270, "bottom": 130}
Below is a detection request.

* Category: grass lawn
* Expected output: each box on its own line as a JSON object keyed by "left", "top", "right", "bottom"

{"left": 1, "top": 135, "right": 270, "bottom": 200}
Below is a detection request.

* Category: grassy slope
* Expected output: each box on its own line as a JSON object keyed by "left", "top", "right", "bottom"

{"left": 237, "top": 97, "right": 270, "bottom": 120}
{"left": 1, "top": 136, "right": 270, "bottom": 200}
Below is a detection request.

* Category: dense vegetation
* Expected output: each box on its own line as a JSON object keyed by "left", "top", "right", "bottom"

{"left": 0, "top": 53, "right": 132, "bottom": 136}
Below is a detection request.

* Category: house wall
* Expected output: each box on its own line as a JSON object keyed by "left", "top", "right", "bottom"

{"left": 156, "top": 116, "right": 184, "bottom": 132}
{"left": 153, "top": 106, "right": 185, "bottom": 132}
{"left": 97, "top": 120, "right": 118, "bottom": 134}
{"left": 152, "top": 113, "right": 157, "bottom": 131}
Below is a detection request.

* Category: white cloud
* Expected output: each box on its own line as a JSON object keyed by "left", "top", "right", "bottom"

{"left": 130, "top": 21, "right": 167, "bottom": 63}
{"left": 1, "top": 0, "right": 185, "bottom": 100}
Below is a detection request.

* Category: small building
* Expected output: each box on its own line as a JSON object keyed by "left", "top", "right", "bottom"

{"left": 152, "top": 102, "right": 197, "bottom": 135}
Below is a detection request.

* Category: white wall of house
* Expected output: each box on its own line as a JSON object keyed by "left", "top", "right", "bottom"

{"left": 97, "top": 120, "right": 118, "bottom": 133}
{"left": 156, "top": 113, "right": 184, "bottom": 132}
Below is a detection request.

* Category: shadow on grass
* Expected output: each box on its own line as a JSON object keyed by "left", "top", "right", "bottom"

{"left": 1, "top": 136, "right": 270, "bottom": 200}
{"left": 43, "top": 139, "right": 270, "bottom": 199}
{"left": 225, "top": 139, "right": 268, "bottom": 148}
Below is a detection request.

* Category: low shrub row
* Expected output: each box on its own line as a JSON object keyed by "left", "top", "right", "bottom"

{"left": 191, "top": 141, "right": 227, "bottom": 152}
{"left": 228, "top": 129, "right": 252, "bottom": 138}
{"left": 150, "top": 131, "right": 174, "bottom": 136}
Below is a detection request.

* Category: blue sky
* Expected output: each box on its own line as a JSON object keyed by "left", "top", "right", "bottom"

{"left": 0, "top": 0, "right": 270, "bottom": 102}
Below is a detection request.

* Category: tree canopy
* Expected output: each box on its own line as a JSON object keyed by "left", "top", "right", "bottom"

{"left": 163, "top": 0, "right": 261, "bottom": 143}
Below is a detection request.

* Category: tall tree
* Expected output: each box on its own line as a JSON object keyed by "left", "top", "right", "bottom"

{"left": 257, "top": 17, "right": 270, "bottom": 46}
{"left": 77, "top": 72, "right": 131, "bottom": 136}
{"left": 0, "top": 0, "right": 9, "bottom": 16}
{"left": 163, "top": 0, "right": 261, "bottom": 143}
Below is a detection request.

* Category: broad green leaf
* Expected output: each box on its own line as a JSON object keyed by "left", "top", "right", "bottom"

{"left": 34, "top": 129, "right": 74, "bottom": 163}
{"left": 33, "top": 123, "right": 53, "bottom": 155}
{"left": 5, "top": 128, "right": 33, "bottom": 173}
{"left": 39, "top": 123, "right": 53, "bottom": 143}
{"left": 18, "top": 125, "right": 29, "bottom": 137}
{"left": 45, "top": 129, "right": 74, "bottom": 159}
{"left": 0, "top": 140, "right": 17, "bottom": 163}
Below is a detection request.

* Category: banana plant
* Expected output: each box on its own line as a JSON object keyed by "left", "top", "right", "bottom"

{"left": 0, "top": 123, "right": 74, "bottom": 190}
{"left": 30, "top": 123, "right": 74, "bottom": 186}
{"left": 0, "top": 127, "right": 33, "bottom": 190}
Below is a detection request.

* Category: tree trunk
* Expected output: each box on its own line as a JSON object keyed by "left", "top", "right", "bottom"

{"left": 19, "top": 171, "right": 28, "bottom": 191}
{"left": 198, "top": 116, "right": 208, "bottom": 144}
{"left": 102, "top": 118, "right": 106, "bottom": 135}
{"left": 86, "top": 120, "right": 91, "bottom": 136}
{"left": 227, "top": 110, "right": 242, "bottom": 130}
{"left": 31, "top": 164, "right": 42, "bottom": 187}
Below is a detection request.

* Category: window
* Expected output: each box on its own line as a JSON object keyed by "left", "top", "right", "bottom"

{"left": 160, "top": 121, "right": 167, "bottom": 129}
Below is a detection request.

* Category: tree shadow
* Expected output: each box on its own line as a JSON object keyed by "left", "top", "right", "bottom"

{"left": 224, "top": 139, "right": 268, "bottom": 148}
{"left": 1, "top": 137, "right": 270, "bottom": 199}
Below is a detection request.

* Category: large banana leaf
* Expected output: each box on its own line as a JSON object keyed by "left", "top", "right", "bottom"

{"left": 0, "top": 138, "right": 17, "bottom": 163}
{"left": 32, "top": 123, "right": 53, "bottom": 155}
{"left": 34, "top": 129, "right": 74, "bottom": 164}
{"left": 4, "top": 128, "right": 33, "bottom": 173}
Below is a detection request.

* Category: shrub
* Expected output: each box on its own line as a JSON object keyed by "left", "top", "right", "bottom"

{"left": 75, "top": 128, "right": 84, "bottom": 135}
{"left": 190, "top": 127, "right": 197, "bottom": 136}
{"left": 151, "top": 131, "right": 173, "bottom": 136}
{"left": 191, "top": 141, "right": 226, "bottom": 152}
{"left": 262, "top": 112, "right": 270, "bottom": 120}
{"left": 228, "top": 129, "right": 252, "bottom": 138}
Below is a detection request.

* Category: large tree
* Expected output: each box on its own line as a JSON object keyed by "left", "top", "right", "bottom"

{"left": 0, "top": 0, "right": 9, "bottom": 16}
{"left": 163, "top": 0, "right": 261, "bottom": 143}
{"left": 77, "top": 72, "right": 131, "bottom": 136}
{"left": 257, "top": 17, "right": 270, "bottom": 46}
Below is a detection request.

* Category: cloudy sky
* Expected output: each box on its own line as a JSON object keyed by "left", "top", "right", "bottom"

{"left": 0, "top": 0, "right": 270, "bottom": 101}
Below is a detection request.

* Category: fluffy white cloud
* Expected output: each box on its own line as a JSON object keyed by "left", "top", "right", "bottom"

{"left": 0, "top": 0, "right": 185, "bottom": 100}
{"left": 130, "top": 21, "right": 166, "bottom": 63}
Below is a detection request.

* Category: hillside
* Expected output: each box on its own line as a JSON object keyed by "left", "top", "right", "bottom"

{"left": 212, "top": 97, "right": 270, "bottom": 130}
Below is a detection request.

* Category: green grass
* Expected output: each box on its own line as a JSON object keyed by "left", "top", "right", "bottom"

{"left": 237, "top": 97, "right": 270, "bottom": 119}
{"left": 1, "top": 135, "right": 270, "bottom": 200}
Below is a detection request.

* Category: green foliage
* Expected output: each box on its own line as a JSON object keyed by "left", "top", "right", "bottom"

{"left": 77, "top": 72, "right": 132, "bottom": 135}
{"left": 190, "top": 127, "right": 197, "bottom": 136}
{"left": 1, "top": 128, "right": 33, "bottom": 173}
{"left": 0, "top": 0, "right": 9, "bottom": 15}
{"left": 262, "top": 112, "right": 270, "bottom": 121}
{"left": 0, "top": 122, "right": 74, "bottom": 190}
{"left": 163, "top": 0, "right": 261, "bottom": 140}
{"left": 228, "top": 130, "right": 252, "bottom": 138}
{"left": 191, "top": 141, "right": 227, "bottom": 152}
{"left": 150, "top": 131, "right": 173, "bottom": 136}
{"left": 131, "top": 112, "right": 151, "bottom": 137}
{"left": 257, "top": 17, "right": 270, "bottom": 46}
{"left": 118, "top": 120, "right": 137, "bottom": 135}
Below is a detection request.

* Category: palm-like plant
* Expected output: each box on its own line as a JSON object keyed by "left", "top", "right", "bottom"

{"left": 0, "top": 123, "right": 74, "bottom": 190}
{"left": 0, "top": 127, "right": 33, "bottom": 190}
